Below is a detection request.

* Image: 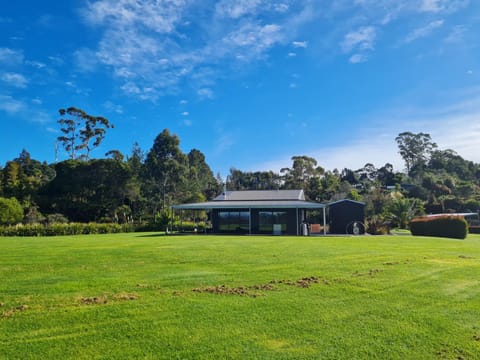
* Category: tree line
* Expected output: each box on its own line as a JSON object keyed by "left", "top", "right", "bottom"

{"left": 1, "top": 108, "right": 479, "bottom": 231}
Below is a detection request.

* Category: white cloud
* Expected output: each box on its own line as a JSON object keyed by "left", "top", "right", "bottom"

{"left": 292, "top": 40, "right": 308, "bottom": 48}
{"left": 404, "top": 19, "right": 444, "bottom": 43}
{"left": 79, "top": 1, "right": 315, "bottom": 101}
{"left": 25, "top": 60, "right": 46, "bottom": 69}
{"left": 342, "top": 26, "right": 376, "bottom": 53}
{"left": 181, "top": 111, "right": 189, "bottom": 116}
{"left": 222, "top": 23, "right": 284, "bottom": 56}
{"left": 0, "top": 48, "right": 24, "bottom": 66}
{"left": 288, "top": 52, "right": 297, "bottom": 57}
{"left": 197, "top": 88, "right": 214, "bottom": 99}
{"left": 349, "top": 53, "right": 368, "bottom": 63}
{"left": 84, "top": 0, "right": 186, "bottom": 33}
{"left": 215, "top": 0, "right": 263, "bottom": 19}
{"left": 103, "top": 100, "right": 124, "bottom": 114}
{"left": 74, "top": 48, "right": 99, "bottom": 72}
{"left": 32, "top": 98, "right": 42, "bottom": 105}
{"left": 1, "top": 72, "right": 28, "bottom": 88}
{"left": 0, "top": 95, "right": 25, "bottom": 114}
{"left": 444, "top": 25, "right": 467, "bottom": 43}
{"left": 419, "top": 0, "right": 470, "bottom": 13}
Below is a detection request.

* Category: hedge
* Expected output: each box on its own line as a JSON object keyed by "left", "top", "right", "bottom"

{"left": 0, "top": 223, "right": 134, "bottom": 237}
{"left": 410, "top": 215, "right": 468, "bottom": 239}
{"left": 0, "top": 221, "right": 208, "bottom": 236}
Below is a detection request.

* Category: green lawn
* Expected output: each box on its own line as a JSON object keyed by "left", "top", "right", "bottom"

{"left": 1, "top": 233, "right": 480, "bottom": 359}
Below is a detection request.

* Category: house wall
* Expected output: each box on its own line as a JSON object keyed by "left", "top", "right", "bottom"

{"left": 211, "top": 208, "right": 299, "bottom": 235}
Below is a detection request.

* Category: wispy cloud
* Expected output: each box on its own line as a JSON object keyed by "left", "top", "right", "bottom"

{"left": 0, "top": 95, "right": 51, "bottom": 123}
{"left": 0, "top": 95, "right": 25, "bottom": 114}
{"left": 349, "top": 53, "right": 368, "bottom": 63}
{"left": 292, "top": 40, "right": 308, "bottom": 48}
{"left": 103, "top": 100, "right": 124, "bottom": 114}
{"left": 419, "top": 0, "right": 470, "bottom": 14}
{"left": 444, "top": 25, "right": 467, "bottom": 43}
{"left": 79, "top": 0, "right": 315, "bottom": 101}
{"left": 404, "top": 19, "right": 444, "bottom": 43}
{"left": 1, "top": 72, "right": 28, "bottom": 88}
{"left": 342, "top": 26, "right": 376, "bottom": 53}
{"left": 0, "top": 47, "right": 24, "bottom": 66}
{"left": 76, "top": 0, "right": 473, "bottom": 100}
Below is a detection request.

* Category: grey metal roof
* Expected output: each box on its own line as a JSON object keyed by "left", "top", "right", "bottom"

{"left": 328, "top": 199, "right": 365, "bottom": 206}
{"left": 172, "top": 200, "right": 325, "bottom": 210}
{"left": 213, "top": 189, "right": 305, "bottom": 201}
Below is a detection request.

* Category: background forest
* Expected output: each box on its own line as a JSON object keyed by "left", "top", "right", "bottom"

{"left": 1, "top": 109, "right": 480, "bottom": 232}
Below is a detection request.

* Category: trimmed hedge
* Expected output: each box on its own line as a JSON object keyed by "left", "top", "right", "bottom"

{"left": 469, "top": 226, "right": 480, "bottom": 234}
{"left": 0, "top": 223, "right": 134, "bottom": 237}
{"left": 0, "top": 221, "right": 208, "bottom": 236}
{"left": 410, "top": 216, "right": 468, "bottom": 239}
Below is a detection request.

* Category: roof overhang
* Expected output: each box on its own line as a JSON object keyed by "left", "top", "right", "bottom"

{"left": 172, "top": 200, "right": 326, "bottom": 210}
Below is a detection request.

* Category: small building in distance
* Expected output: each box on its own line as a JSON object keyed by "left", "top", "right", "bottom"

{"left": 328, "top": 199, "right": 365, "bottom": 234}
{"left": 172, "top": 189, "right": 326, "bottom": 236}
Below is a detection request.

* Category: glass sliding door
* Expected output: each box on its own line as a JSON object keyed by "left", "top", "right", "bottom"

{"left": 217, "top": 211, "right": 250, "bottom": 233}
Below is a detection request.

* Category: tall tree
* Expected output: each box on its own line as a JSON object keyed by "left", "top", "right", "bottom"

{"left": 187, "top": 149, "right": 219, "bottom": 200}
{"left": 395, "top": 132, "right": 437, "bottom": 175}
{"left": 144, "top": 129, "right": 189, "bottom": 210}
{"left": 57, "top": 107, "right": 113, "bottom": 160}
{"left": 281, "top": 156, "right": 324, "bottom": 190}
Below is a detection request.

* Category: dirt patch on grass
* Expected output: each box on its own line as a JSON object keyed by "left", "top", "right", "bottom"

{"left": 473, "top": 333, "right": 480, "bottom": 341}
{"left": 79, "top": 296, "right": 108, "bottom": 305}
{"left": 113, "top": 293, "right": 139, "bottom": 301}
{"left": 193, "top": 276, "right": 329, "bottom": 296}
{"left": 352, "top": 269, "right": 383, "bottom": 277}
{"left": 79, "top": 293, "right": 140, "bottom": 305}
{"left": 270, "top": 276, "right": 322, "bottom": 288}
{"left": 193, "top": 284, "right": 275, "bottom": 297}
{"left": 458, "top": 255, "right": 475, "bottom": 259}
{"left": 2, "top": 304, "right": 29, "bottom": 318}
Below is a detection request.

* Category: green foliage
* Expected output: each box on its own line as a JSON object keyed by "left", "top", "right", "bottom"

{"left": 57, "top": 107, "right": 113, "bottom": 160}
{"left": 410, "top": 215, "right": 468, "bottom": 239}
{"left": 0, "top": 222, "right": 134, "bottom": 236}
{"left": 385, "top": 197, "right": 423, "bottom": 229}
{"left": 396, "top": 131, "right": 437, "bottom": 175}
{"left": 366, "top": 215, "right": 389, "bottom": 235}
{"left": 0, "top": 197, "right": 23, "bottom": 225}
{"left": 41, "top": 159, "right": 132, "bottom": 222}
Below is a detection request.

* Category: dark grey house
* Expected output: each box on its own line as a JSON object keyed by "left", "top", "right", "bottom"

{"left": 328, "top": 199, "right": 365, "bottom": 234}
{"left": 172, "top": 189, "right": 326, "bottom": 235}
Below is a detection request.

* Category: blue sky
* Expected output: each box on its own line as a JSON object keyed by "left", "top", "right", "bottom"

{"left": 1, "top": 0, "right": 480, "bottom": 177}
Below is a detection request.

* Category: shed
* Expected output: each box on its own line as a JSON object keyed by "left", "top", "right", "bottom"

{"left": 328, "top": 199, "right": 365, "bottom": 234}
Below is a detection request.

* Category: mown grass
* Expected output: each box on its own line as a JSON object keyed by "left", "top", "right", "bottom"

{"left": 1, "top": 233, "right": 480, "bottom": 359}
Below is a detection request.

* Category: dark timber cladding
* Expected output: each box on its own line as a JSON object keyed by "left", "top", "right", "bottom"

{"left": 171, "top": 190, "right": 326, "bottom": 235}
{"left": 328, "top": 199, "right": 365, "bottom": 234}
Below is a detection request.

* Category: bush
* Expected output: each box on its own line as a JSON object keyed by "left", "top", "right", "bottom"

{"left": 0, "top": 222, "right": 134, "bottom": 237}
{"left": 366, "top": 215, "right": 389, "bottom": 235}
{"left": 410, "top": 215, "right": 468, "bottom": 239}
{"left": 0, "top": 197, "right": 24, "bottom": 225}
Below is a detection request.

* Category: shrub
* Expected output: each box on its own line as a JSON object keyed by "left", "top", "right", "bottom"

{"left": 0, "top": 197, "right": 24, "bottom": 225}
{"left": 410, "top": 215, "right": 468, "bottom": 239}
{"left": 0, "top": 222, "right": 134, "bottom": 237}
{"left": 366, "top": 215, "right": 389, "bottom": 235}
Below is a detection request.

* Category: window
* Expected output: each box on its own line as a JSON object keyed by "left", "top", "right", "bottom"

{"left": 259, "top": 211, "right": 287, "bottom": 233}
{"left": 218, "top": 211, "right": 250, "bottom": 233}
